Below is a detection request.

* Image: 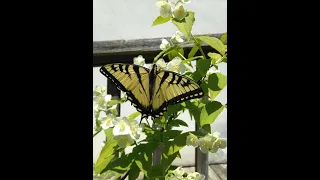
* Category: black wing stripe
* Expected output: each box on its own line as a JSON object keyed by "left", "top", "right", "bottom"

{"left": 176, "top": 76, "right": 182, "bottom": 84}
{"left": 119, "top": 64, "right": 124, "bottom": 72}
{"left": 156, "top": 71, "right": 170, "bottom": 95}
{"left": 133, "top": 65, "right": 148, "bottom": 96}
{"left": 169, "top": 73, "right": 176, "bottom": 85}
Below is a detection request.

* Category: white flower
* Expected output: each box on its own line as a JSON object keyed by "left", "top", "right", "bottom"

{"left": 113, "top": 134, "right": 134, "bottom": 148}
{"left": 112, "top": 117, "right": 132, "bottom": 136}
{"left": 171, "top": 167, "right": 185, "bottom": 179}
{"left": 128, "top": 119, "right": 143, "bottom": 140}
{"left": 167, "top": 57, "right": 186, "bottom": 74}
{"left": 160, "top": 39, "right": 170, "bottom": 50}
{"left": 186, "top": 172, "right": 205, "bottom": 180}
{"left": 133, "top": 55, "right": 146, "bottom": 67}
{"left": 93, "top": 94, "right": 112, "bottom": 111}
{"left": 133, "top": 55, "right": 145, "bottom": 66}
{"left": 156, "top": 58, "right": 167, "bottom": 70}
{"left": 156, "top": 0, "right": 172, "bottom": 18}
{"left": 99, "top": 112, "right": 115, "bottom": 130}
{"left": 93, "top": 85, "right": 106, "bottom": 97}
{"left": 196, "top": 135, "right": 212, "bottom": 154}
{"left": 171, "top": 31, "right": 184, "bottom": 43}
{"left": 186, "top": 133, "right": 198, "bottom": 147}
{"left": 172, "top": 4, "right": 188, "bottom": 20}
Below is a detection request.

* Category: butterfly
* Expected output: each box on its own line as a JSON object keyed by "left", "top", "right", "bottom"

{"left": 100, "top": 63, "right": 204, "bottom": 124}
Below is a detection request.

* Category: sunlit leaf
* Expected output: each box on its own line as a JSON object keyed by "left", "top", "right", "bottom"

{"left": 94, "top": 139, "right": 118, "bottom": 174}
{"left": 196, "top": 36, "right": 225, "bottom": 55}
{"left": 152, "top": 16, "right": 171, "bottom": 26}
{"left": 200, "top": 101, "right": 224, "bottom": 127}
{"left": 128, "top": 112, "right": 141, "bottom": 120}
{"left": 196, "top": 59, "right": 211, "bottom": 77}
{"left": 207, "top": 73, "right": 227, "bottom": 100}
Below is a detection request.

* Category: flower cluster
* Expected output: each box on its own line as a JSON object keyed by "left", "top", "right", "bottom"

{"left": 133, "top": 55, "right": 187, "bottom": 75}
{"left": 112, "top": 116, "right": 143, "bottom": 148}
{"left": 186, "top": 132, "right": 227, "bottom": 153}
{"left": 156, "top": 0, "right": 190, "bottom": 20}
{"left": 93, "top": 85, "right": 144, "bottom": 148}
{"left": 165, "top": 166, "right": 205, "bottom": 180}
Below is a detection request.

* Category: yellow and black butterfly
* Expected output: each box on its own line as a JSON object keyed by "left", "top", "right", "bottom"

{"left": 100, "top": 63, "right": 204, "bottom": 124}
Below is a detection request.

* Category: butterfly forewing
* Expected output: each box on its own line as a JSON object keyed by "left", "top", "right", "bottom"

{"left": 100, "top": 64, "right": 150, "bottom": 115}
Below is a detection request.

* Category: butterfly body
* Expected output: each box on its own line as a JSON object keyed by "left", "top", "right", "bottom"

{"left": 100, "top": 63, "right": 204, "bottom": 123}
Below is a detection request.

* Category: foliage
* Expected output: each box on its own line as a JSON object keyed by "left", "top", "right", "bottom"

{"left": 93, "top": 0, "right": 227, "bottom": 179}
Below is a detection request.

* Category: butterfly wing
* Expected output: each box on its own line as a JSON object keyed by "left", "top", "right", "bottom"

{"left": 100, "top": 63, "right": 151, "bottom": 120}
{"left": 151, "top": 70, "right": 204, "bottom": 119}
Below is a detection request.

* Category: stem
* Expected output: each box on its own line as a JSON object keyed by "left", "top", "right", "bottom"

{"left": 120, "top": 170, "right": 130, "bottom": 180}
{"left": 93, "top": 130, "right": 101, "bottom": 138}
{"left": 178, "top": 51, "right": 187, "bottom": 60}
{"left": 191, "top": 34, "right": 206, "bottom": 59}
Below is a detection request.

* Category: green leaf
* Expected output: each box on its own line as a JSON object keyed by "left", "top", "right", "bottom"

{"left": 102, "top": 153, "right": 135, "bottom": 174}
{"left": 196, "top": 59, "right": 211, "bottom": 77}
{"left": 104, "top": 127, "right": 113, "bottom": 141}
{"left": 94, "top": 139, "right": 118, "bottom": 174}
{"left": 128, "top": 112, "right": 141, "bottom": 120}
{"left": 188, "top": 45, "right": 199, "bottom": 58}
{"left": 172, "top": 12, "right": 195, "bottom": 40}
{"left": 164, "top": 130, "right": 182, "bottom": 141}
{"left": 168, "top": 47, "right": 184, "bottom": 61}
{"left": 129, "top": 162, "right": 140, "bottom": 180}
{"left": 220, "top": 32, "right": 227, "bottom": 44}
{"left": 202, "top": 124, "right": 211, "bottom": 133}
{"left": 134, "top": 142, "right": 159, "bottom": 178}
{"left": 196, "top": 36, "right": 226, "bottom": 55}
{"left": 167, "top": 119, "right": 188, "bottom": 127}
{"left": 207, "top": 73, "right": 227, "bottom": 100}
{"left": 191, "top": 70, "right": 202, "bottom": 82}
{"left": 200, "top": 81, "right": 209, "bottom": 97}
{"left": 200, "top": 101, "right": 224, "bottom": 127}
{"left": 149, "top": 164, "right": 166, "bottom": 179}
{"left": 152, "top": 16, "right": 171, "bottom": 26}
{"left": 225, "top": 103, "right": 227, "bottom": 108}
{"left": 184, "top": 100, "right": 203, "bottom": 126}
{"left": 208, "top": 52, "right": 222, "bottom": 64}
{"left": 107, "top": 100, "right": 121, "bottom": 106}
{"left": 164, "top": 132, "right": 190, "bottom": 156}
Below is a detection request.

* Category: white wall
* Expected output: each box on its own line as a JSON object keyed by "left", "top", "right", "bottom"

{"left": 93, "top": 0, "right": 227, "bottom": 41}
{"left": 93, "top": 0, "right": 227, "bottom": 166}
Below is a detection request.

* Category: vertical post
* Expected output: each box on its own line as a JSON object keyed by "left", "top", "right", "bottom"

{"left": 152, "top": 124, "right": 163, "bottom": 165}
{"left": 195, "top": 125, "right": 208, "bottom": 180}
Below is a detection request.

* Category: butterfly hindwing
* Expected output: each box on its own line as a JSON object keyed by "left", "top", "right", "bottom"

{"left": 100, "top": 63, "right": 151, "bottom": 115}
{"left": 151, "top": 70, "right": 204, "bottom": 119}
